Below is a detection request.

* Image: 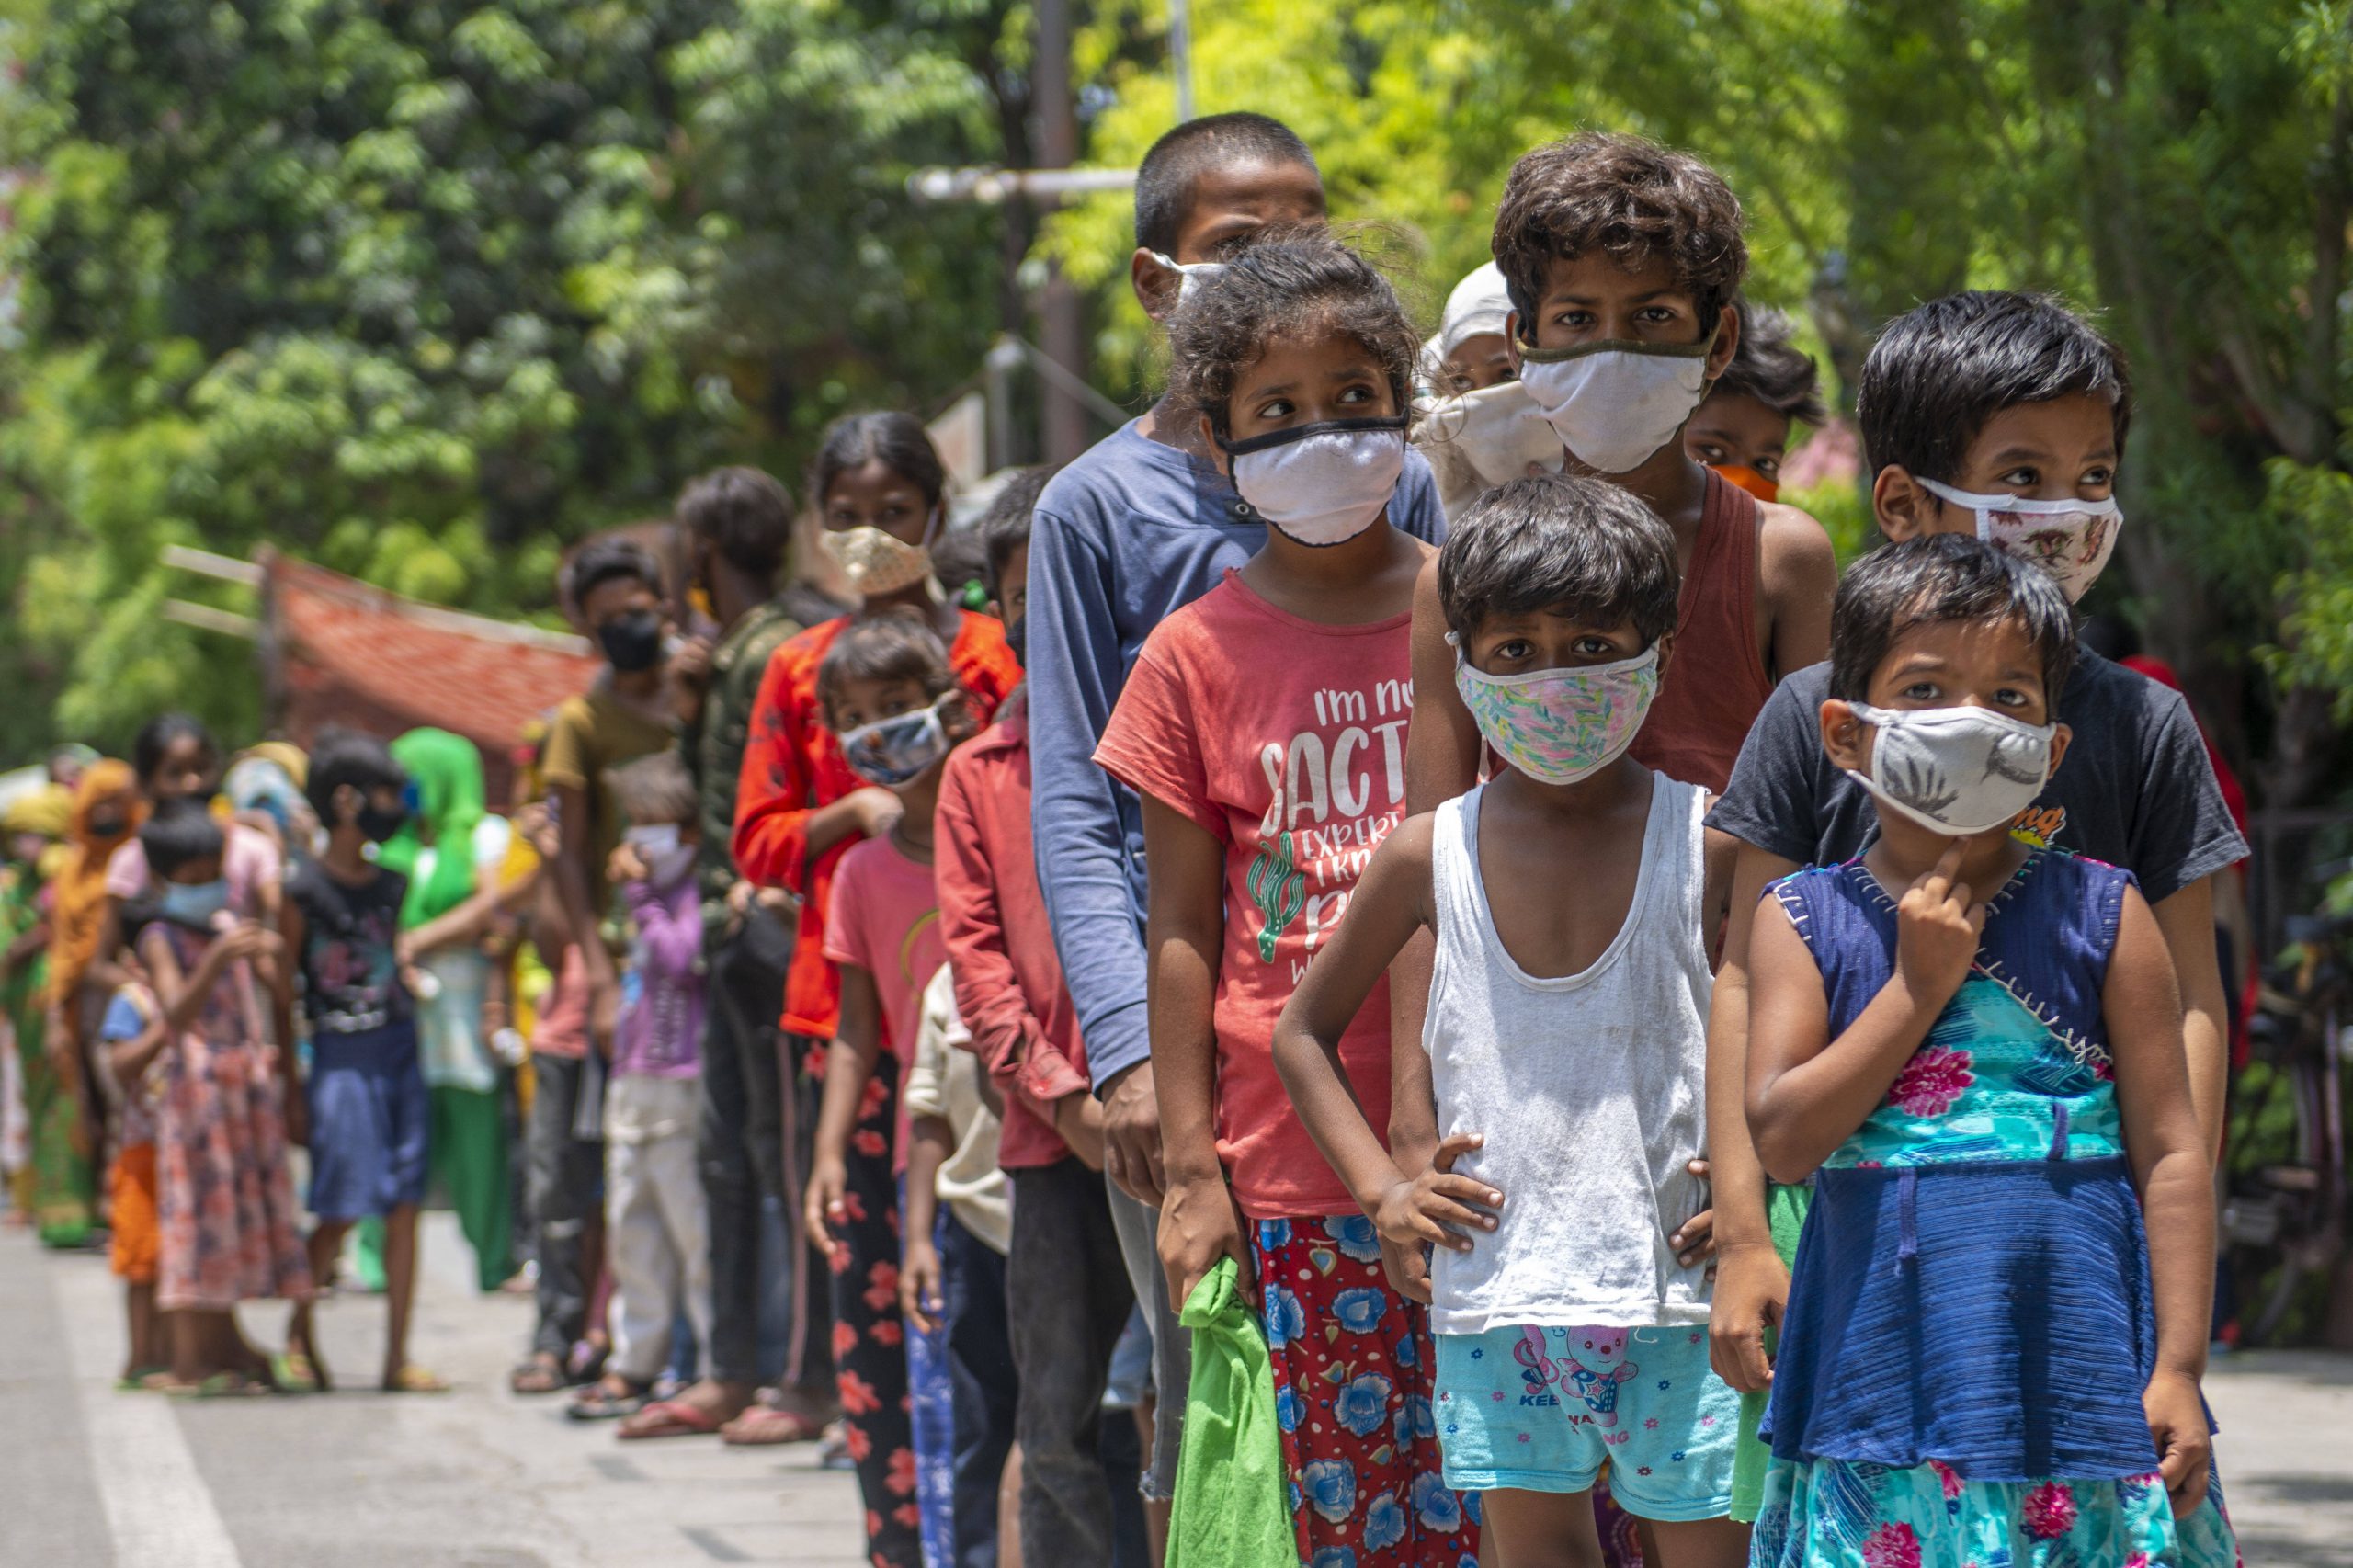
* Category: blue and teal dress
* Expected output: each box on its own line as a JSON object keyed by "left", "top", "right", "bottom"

{"left": 1754, "top": 852, "right": 2240, "bottom": 1568}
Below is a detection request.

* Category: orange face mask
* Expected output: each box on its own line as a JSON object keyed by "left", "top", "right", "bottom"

{"left": 1712, "top": 463, "right": 1779, "bottom": 504}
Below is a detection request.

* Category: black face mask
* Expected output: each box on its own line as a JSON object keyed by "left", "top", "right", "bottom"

{"left": 85, "top": 812, "right": 129, "bottom": 840}
{"left": 1003, "top": 612, "right": 1027, "bottom": 668}
{"left": 358, "top": 805, "right": 407, "bottom": 845}
{"left": 597, "top": 609, "right": 665, "bottom": 673}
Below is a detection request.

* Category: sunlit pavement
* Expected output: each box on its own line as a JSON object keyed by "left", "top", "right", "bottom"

{"left": 7, "top": 1213, "right": 2352, "bottom": 1567}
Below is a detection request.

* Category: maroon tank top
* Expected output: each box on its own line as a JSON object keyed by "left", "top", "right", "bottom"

{"left": 1631, "top": 469, "right": 1773, "bottom": 792}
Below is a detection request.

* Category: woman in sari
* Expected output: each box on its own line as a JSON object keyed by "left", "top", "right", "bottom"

{"left": 42, "top": 762, "right": 146, "bottom": 1245}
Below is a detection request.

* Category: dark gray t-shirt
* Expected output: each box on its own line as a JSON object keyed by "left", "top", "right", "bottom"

{"left": 1706, "top": 652, "right": 2247, "bottom": 903}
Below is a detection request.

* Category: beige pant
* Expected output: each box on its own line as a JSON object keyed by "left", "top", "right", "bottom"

{"left": 603, "top": 1074, "right": 711, "bottom": 1383}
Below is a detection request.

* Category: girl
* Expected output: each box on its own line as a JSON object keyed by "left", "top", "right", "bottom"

{"left": 1091, "top": 229, "right": 1473, "bottom": 1566}
{"left": 0, "top": 788, "right": 67, "bottom": 1230}
{"left": 1743, "top": 537, "right": 2236, "bottom": 1565}
{"left": 138, "top": 800, "right": 313, "bottom": 1393}
{"left": 803, "top": 614, "right": 983, "bottom": 1568}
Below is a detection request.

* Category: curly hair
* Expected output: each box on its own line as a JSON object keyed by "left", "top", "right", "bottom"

{"left": 1491, "top": 132, "right": 1747, "bottom": 338}
{"left": 1165, "top": 227, "right": 1423, "bottom": 439}
{"left": 1711, "top": 303, "right": 1826, "bottom": 426}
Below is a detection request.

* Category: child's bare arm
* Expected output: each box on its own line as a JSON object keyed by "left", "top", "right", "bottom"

{"left": 804, "top": 961, "right": 887, "bottom": 1263}
{"left": 900, "top": 1114, "right": 952, "bottom": 1333}
{"left": 273, "top": 897, "right": 305, "bottom": 1065}
{"left": 2105, "top": 882, "right": 2213, "bottom": 1512}
{"left": 108, "top": 1011, "right": 171, "bottom": 1086}
{"left": 1757, "top": 500, "right": 1837, "bottom": 681}
{"left": 1140, "top": 794, "right": 1244, "bottom": 1304}
{"left": 1748, "top": 845, "right": 1981, "bottom": 1182}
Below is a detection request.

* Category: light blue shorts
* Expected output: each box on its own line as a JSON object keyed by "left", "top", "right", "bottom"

{"left": 1434, "top": 1323, "right": 1739, "bottom": 1520}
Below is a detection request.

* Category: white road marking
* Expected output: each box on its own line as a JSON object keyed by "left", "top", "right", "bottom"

{"left": 51, "top": 1261, "right": 245, "bottom": 1568}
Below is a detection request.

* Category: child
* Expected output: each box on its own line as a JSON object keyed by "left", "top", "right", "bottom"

{"left": 937, "top": 468, "right": 1143, "bottom": 1566}
{"left": 803, "top": 612, "right": 984, "bottom": 1568}
{"left": 1093, "top": 229, "right": 1473, "bottom": 1567}
{"left": 1272, "top": 474, "right": 1747, "bottom": 1566}
{"left": 1681, "top": 304, "right": 1826, "bottom": 504}
{"left": 137, "top": 800, "right": 312, "bottom": 1393}
{"left": 1417, "top": 261, "right": 1561, "bottom": 523}
{"left": 278, "top": 730, "right": 439, "bottom": 1393}
{"left": 96, "top": 966, "right": 166, "bottom": 1386}
{"left": 1741, "top": 535, "right": 2235, "bottom": 1564}
{"left": 1703, "top": 292, "right": 2249, "bottom": 1524}
{"left": 1408, "top": 131, "right": 1838, "bottom": 798}
{"left": 571, "top": 751, "right": 713, "bottom": 1420}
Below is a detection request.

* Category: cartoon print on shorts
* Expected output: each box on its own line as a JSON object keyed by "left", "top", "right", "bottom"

{"left": 1515, "top": 1325, "right": 1640, "bottom": 1427}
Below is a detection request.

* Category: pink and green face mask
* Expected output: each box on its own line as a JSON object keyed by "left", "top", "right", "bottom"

{"left": 1451, "top": 642, "right": 1661, "bottom": 786}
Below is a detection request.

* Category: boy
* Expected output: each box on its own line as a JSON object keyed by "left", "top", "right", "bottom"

{"left": 625, "top": 466, "right": 834, "bottom": 1443}
{"left": 1409, "top": 132, "right": 1837, "bottom": 800}
{"left": 938, "top": 469, "right": 1141, "bottom": 1565}
{"left": 1682, "top": 304, "right": 1826, "bottom": 504}
{"left": 97, "top": 965, "right": 166, "bottom": 1385}
{"left": 279, "top": 729, "right": 439, "bottom": 1392}
{"left": 1702, "top": 290, "right": 2248, "bottom": 1523}
{"left": 1023, "top": 113, "right": 1449, "bottom": 1531}
{"left": 1272, "top": 474, "right": 1745, "bottom": 1566}
{"left": 517, "top": 537, "right": 677, "bottom": 1395}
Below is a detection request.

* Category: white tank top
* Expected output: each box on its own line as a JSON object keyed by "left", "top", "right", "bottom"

{"left": 1424, "top": 777, "right": 1714, "bottom": 1334}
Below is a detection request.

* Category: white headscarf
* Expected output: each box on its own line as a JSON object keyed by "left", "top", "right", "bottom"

{"left": 1438, "top": 261, "right": 1515, "bottom": 360}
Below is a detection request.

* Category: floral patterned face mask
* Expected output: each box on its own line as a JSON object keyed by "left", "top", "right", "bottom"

{"left": 1451, "top": 641, "right": 1661, "bottom": 786}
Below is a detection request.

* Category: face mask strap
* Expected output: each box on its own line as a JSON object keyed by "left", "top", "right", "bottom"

{"left": 1916, "top": 475, "right": 2121, "bottom": 520}
{"left": 1454, "top": 642, "right": 1659, "bottom": 689}
{"left": 1217, "top": 415, "right": 1410, "bottom": 458}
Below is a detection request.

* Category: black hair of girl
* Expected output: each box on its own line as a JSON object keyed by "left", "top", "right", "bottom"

{"left": 139, "top": 796, "right": 226, "bottom": 880}
{"left": 1166, "top": 225, "right": 1426, "bottom": 441}
{"left": 132, "top": 712, "right": 217, "bottom": 788}
{"left": 815, "top": 608, "right": 958, "bottom": 728}
{"left": 810, "top": 412, "right": 947, "bottom": 512}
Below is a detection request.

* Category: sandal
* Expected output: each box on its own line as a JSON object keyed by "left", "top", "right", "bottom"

{"left": 620, "top": 1398, "right": 729, "bottom": 1440}
{"left": 720, "top": 1404, "right": 824, "bottom": 1447}
{"left": 165, "top": 1371, "right": 267, "bottom": 1400}
{"left": 509, "top": 1354, "right": 568, "bottom": 1396}
{"left": 381, "top": 1365, "right": 449, "bottom": 1394}
{"left": 114, "top": 1366, "right": 170, "bottom": 1392}
{"left": 566, "top": 1378, "right": 649, "bottom": 1421}
{"left": 270, "top": 1352, "right": 324, "bottom": 1394}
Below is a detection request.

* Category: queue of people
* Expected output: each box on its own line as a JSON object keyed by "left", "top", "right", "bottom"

{"left": 0, "top": 108, "right": 2251, "bottom": 1568}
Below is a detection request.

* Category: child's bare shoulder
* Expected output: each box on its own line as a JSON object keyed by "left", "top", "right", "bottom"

{"left": 1756, "top": 496, "right": 1838, "bottom": 580}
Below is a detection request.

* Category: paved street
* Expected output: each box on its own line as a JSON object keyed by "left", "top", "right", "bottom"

{"left": 6, "top": 1214, "right": 2352, "bottom": 1566}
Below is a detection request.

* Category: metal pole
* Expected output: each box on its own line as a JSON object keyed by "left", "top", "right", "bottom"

{"left": 1170, "top": 0, "right": 1194, "bottom": 122}
{"left": 1034, "top": 0, "right": 1088, "bottom": 463}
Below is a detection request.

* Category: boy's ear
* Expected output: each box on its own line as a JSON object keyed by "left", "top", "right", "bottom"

{"left": 1199, "top": 412, "right": 1233, "bottom": 480}
{"left": 1652, "top": 630, "right": 1677, "bottom": 682}
{"left": 1819, "top": 699, "right": 1871, "bottom": 775}
{"left": 1131, "top": 247, "right": 1178, "bottom": 323}
{"left": 1704, "top": 303, "right": 1741, "bottom": 383}
{"left": 1504, "top": 311, "right": 1526, "bottom": 369}
{"left": 2045, "top": 722, "right": 2073, "bottom": 780}
{"left": 1873, "top": 465, "right": 1945, "bottom": 544}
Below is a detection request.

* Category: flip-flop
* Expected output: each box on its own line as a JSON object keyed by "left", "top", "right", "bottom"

{"left": 509, "top": 1355, "right": 568, "bottom": 1396}
{"left": 165, "top": 1372, "right": 267, "bottom": 1400}
{"left": 566, "top": 1381, "right": 649, "bottom": 1421}
{"left": 270, "top": 1352, "right": 323, "bottom": 1394}
{"left": 381, "top": 1365, "right": 449, "bottom": 1394}
{"left": 722, "top": 1404, "right": 824, "bottom": 1447}
{"left": 114, "top": 1366, "right": 170, "bottom": 1392}
{"left": 618, "top": 1398, "right": 728, "bottom": 1440}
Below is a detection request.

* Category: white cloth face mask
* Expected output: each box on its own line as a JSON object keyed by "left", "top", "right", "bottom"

{"left": 1415, "top": 380, "right": 1565, "bottom": 489}
{"left": 1149, "top": 251, "right": 1227, "bottom": 305}
{"left": 1516, "top": 327, "right": 1718, "bottom": 473}
{"left": 1842, "top": 701, "right": 2056, "bottom": 837}
{"left": 1222, "top": 418, "right": 1408, "bottom": 547}
{"left": 1916, "top": 477, "right": 2123, "bottom": 605}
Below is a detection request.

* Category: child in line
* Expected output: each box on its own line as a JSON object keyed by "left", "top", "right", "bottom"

{"left": 279, "top": 730, "right": 439, "bottom": 1393}
{"left": 1274, "top": 474, "right": 1748, "bottom": 1567}
{"left": 937, "top": 470, "right": 1145, "bottom": 1567}
{"left": 1703, "top": 293, "right": 2249, "bottom": 1524}
{"left": 803, "top": 613, "right": 984, "bottom": 1568}
{"left": 1742, "top": 536, "right": 2235, "bottom": 1564}
{"left": 1093, "top": 229, "right": 1472, "bottom": 1566}
{"left": 96, "top": 965, "right": 166, "bottom": 1386}
{"left": 1408, "top": 131, "right": 1838, "bottom": 800}
{"left": 1681, "top": 305, "right": 1826, "bottom": 505}
{"left": 137, "top": 800, "right": 312, "bottom": 1393}
{"left": 572, "top": 752, "right": 714, "bottom": 1420}
{"left": 1417, "top": 261, "right": 1559, "bottom": 523}
{"left": 901, "top": 965, "right": 1018, "bottom": 1568}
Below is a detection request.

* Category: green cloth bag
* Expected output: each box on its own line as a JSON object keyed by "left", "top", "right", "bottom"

{"left": 1168, "top": 1257, "right": 1296, "bottom": 1568}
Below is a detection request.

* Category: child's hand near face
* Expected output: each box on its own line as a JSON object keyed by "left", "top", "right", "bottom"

{"left": 1893, "top": 841, "right": 1989, "bottom": 1007}
{"left": 608, "top": 842, "right": 647, "bottom": 887}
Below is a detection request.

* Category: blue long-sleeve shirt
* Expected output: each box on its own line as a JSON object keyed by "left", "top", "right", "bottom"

{"left": 1026, "top": 418, "right": 1448, "bottom": 1092}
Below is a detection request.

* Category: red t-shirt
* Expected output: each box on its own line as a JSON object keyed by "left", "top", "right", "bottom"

{"left": 1093, "top": 570, "right": 1407, "bottom": 1218}
{"left": 732, "top": 610, "right": 1021, "bottom": 1040}
{"left": 822, "top": 835, "right": 948, "bottom": 1171}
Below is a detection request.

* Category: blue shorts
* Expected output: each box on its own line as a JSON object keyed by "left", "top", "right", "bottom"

{"left": 307, "top": 1023, "right": 430, "bottom": 1221}
{"left": 1434, "top": 1323, "right": 1739, "bottom": 1520}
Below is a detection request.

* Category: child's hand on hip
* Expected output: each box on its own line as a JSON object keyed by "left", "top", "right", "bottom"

{"left": 1894, "top": 841, "right": 1987, "bottom": 1006}
{"left": 1672, "top": 1157, "right": 1715, "bottom": 1268}
{"left": 2144, "top": 1369, "right": 2213, "bottom": 1517}
{"left": 1374, "top": 1132, "right": 1502, "bottom": 1258}
{"left": 1157, "top": 1169, "right": 1249, "bottom": 1308}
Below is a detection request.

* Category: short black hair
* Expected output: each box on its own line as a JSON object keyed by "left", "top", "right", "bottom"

{"left": 1438, "top": 473, "right": 1680, "bottom": 647}
{"left": 1708, "top": 303, "right": 1825, "bottom": 426}
{"left": 133, "top": 713, "right": 216, "bottom": 788}
{"left": 979, "top": 466, "right": 1057, "bottom": 594}
{"left": 139, "top": 797, "right": 225, "bottom": 881}
{"left": 676, "top": 466, "right": 794, "bottom": 580}
{"left": 1168, "top": 226, "right": 1422, "bottom": 440}
{"left": 1492, "top": 132, "right": 1747, "bottom": 337}
{"left": 1828, "top": 533, "right": 2078, "bottom": 704}
{"left": 565, "top": 537, "right": 660, "bottom": 615}
{"left": 811, "top": 411, "right": 946, "bottom": 513}
{"left": 304, "top": 728, "right": 407, "bottom": 821}
{"left": 1856, "top": 290, "right": 2131, "bottom": 485}
{"left": 608, "top": 750, "right": 697, "bottom": 828}
{"left": 929, "top": 526, "right": 991, "bottom": 611}
{"left": 816, "top": 610, "right": 957, "bottom": 730}
{"left": 1134, "top": 112, "right": 1319, "bottom": 256}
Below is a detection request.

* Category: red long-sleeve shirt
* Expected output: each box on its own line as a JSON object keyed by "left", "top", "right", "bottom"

{"left": 934, "top": 693, "right": 1090, "bottom": 1169}
{"left": 731, "top": 610, "right": 1022, "bottom": 1040}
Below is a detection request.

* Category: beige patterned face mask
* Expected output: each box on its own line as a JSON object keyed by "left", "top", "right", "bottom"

{"left": 821, "top": 523, "right": 934, "bottom": 597}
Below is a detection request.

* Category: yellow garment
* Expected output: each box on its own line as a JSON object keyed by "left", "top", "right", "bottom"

{"left": 50, "top": 761, "right": 142, "bottom": 1012}
{"left": 238, "top": 741, "right": 310, "bottom": 790}
{"left": 3, "top": 785, "right": 73, "bottom": 841}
